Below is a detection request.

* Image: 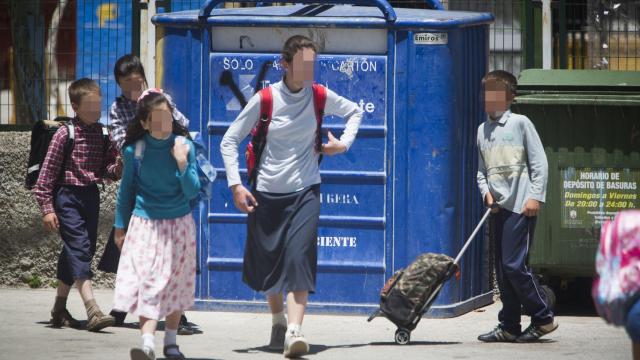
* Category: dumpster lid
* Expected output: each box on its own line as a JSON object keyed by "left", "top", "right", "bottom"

{"left": 517, "top": 69, "right": 640, "bottom": 92}
{"left": 515, "top": 70, "right": 640, "bottom": 106}
{"left": 153, "top": 5, "right": 493, "bottom": 30}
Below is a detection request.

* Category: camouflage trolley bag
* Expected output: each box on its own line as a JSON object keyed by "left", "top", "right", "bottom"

{"left": 367, "top": 207, "right": 494, "bottom": 344}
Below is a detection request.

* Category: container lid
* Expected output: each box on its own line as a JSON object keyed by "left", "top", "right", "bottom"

{"left": 518, "top": 69, "right": 640, "bottom": 91}
{"left": 153, "top": 5, "right": 493, "bottom": 30}
{"left": 515, "top": 70, "right": 640, "bottom": 106}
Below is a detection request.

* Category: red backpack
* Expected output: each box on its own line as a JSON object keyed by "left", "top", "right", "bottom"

{"left": 245, "top": 84, "right": 327, "bottom": 187}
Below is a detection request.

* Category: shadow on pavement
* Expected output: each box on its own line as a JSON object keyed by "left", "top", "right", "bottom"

{"left": 369, "top": 340, "right": 461, "bottom": 346}
{"left": 233, "top": 342, "right": 369, "bottom": 356}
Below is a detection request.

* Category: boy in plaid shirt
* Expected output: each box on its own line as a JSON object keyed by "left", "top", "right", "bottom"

{"left": 34, "top": 78, "right": 121, "bottom": 331}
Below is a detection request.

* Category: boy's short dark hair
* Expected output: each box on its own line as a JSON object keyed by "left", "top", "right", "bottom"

{"left": 114, "top": 54, "right": 148, "bottom": 85}
{"left": 483, "top": 70, "right": 517, "bottom": 94}
{"left": 281, "top": 35, "right": 319, "bottom": 63}
{"left": 68, "top": 78, "right": 100, "bottom": 104}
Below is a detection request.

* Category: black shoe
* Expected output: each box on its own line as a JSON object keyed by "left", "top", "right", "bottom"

{"left": 478, "top": 325, "right": 519, "bottom": 343}
{"left": 163, "top": 345, "right": 186, "bottom": 360}
{"left": 516, "top": 320, "right": 558, "bottom": 343}
{"left": 177, "top": 315, "right": 201, "bottom": 335}
{"left": 178, "top": 315, "right": 193, "bottom": 335}
{"left": 110, "top": 310, "right": 127, "bottom": 327}
{"left": 177, "top": 323, "right": 194, "bottom": 335}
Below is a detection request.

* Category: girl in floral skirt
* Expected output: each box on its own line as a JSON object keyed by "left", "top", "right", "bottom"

{"left": 112, "top": 89, "right": 199, "bottom": 360}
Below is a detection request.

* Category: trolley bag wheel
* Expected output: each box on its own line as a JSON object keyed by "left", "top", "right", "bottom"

{"left": 395, "top": 328, "right": 411, "bottom": 345}
{"left": 521, "top": 284, "right": 557, "bottom": 314}
{"left": 541, "top": 285, "right": 556, "bottom": 311}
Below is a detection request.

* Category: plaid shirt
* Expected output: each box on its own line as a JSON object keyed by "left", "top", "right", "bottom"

{"left": 33, "top": 117, "right": 120, "bottom": 215}
{"left": 110, "top": 93, "right": 190, "bottom": 151}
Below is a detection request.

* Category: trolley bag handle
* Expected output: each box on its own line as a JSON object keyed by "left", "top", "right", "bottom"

{"left": 443, "top": 204, "right": 496, "bottom": 282}
{"left": 452, "top": 205, "right": 496, "bottom": 266}
{"left": 199, "top": 0, "right": 404, "bottom": 22}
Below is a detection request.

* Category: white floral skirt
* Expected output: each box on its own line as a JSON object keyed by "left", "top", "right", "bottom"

{"left": 113, "top": 214, "right": 196, "bottom": 320}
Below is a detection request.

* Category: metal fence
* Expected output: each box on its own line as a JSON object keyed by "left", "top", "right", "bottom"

{"left": 582, "top": 0, "right": 640, "bottom": 71}
{"left": 1, "top": 0, "right": 77, "bottom": 125}
{"left": 0, "top": 0, "right": 131, "bottom": 126}
{"left": 445, "top": 0, "right": 526, "bottom": 76}
{"left": 1, "top": 0, "right": 639, "bottom": 125}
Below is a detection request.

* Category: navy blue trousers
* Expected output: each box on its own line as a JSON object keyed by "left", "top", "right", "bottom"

{"left": 627, "top": 299, "right": 640, "bottom": 342}
{"left": 493, "top": 209, "right": 554, "bottom": 334}
{"left": 97, "top": 227, "right": 119, "bottom": 274}
{"left": 54, "top": 185, "right": 100, "bottom": 286}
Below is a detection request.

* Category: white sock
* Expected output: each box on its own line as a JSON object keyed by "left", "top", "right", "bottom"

{"left": 287, "top": 323, "right": 301, "bottom": 335}
{"left": 272, "top": 311, "right": 287, "bottom": 326}
{"left": 164, "top": 328, "right": 180, "bottom": 356}
{"left": 142, "top": 333, "right": 155, "bottom": 352}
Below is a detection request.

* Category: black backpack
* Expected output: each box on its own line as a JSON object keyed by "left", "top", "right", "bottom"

{"left": 25, "top": 116, "right": 109, "bottom": 189}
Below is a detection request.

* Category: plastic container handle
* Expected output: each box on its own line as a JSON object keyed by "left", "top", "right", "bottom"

{"left": 199, "top": 0, "right": 399, "bottom": 22}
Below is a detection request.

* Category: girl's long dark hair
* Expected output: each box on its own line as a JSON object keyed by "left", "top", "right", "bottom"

{"left": 114, "top": 54, "right": 148, "bottom": 87}
{"left": 123, "top": 92, "right": 189, "bottom": 147}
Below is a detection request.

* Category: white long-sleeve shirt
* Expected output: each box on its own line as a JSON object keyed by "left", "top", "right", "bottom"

{"left": 220, "top": 80, "right": 363, "bottom": 193}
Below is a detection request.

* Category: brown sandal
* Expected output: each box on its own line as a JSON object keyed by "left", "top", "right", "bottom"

{"left": 86, "top": 310, "right": 115, "bottom": 332}
{"left": 50, "top": 308, "right": 81, "bottom": 329}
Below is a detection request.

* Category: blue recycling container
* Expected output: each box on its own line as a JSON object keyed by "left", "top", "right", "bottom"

{"left": 153, "top": 0, "right": 494, "bottom": 317}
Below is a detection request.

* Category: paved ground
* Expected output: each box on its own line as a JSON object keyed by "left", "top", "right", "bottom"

{"left": 0, "top": 288, "right": 630, "bottom": 360}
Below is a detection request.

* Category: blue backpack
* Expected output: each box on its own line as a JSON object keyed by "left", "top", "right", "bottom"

{"left": 133, "top": 132, "right": 215, "bottom": 209}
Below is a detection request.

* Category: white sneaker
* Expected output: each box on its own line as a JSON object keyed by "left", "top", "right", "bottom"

{"left": 269, "top": 323, "right": 287, "bottom": 351}
{"left": 283, "top": 329, "right": 309, "bottom": 358}
{"left": 130, "top": 347, "right": 156, "bottom": 360}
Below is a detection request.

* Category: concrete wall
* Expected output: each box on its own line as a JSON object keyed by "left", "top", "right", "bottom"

{"left": 0, "top": 131, "right": 116, "bottom": 288}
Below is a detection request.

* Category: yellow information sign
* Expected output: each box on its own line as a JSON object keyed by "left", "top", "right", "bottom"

{"left": 561, "top": 167, "right": 639, "bottom": 228}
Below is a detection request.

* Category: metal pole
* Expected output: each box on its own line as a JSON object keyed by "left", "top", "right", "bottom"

{"left": 139, "top": 0, "right": 156, "bottom": 88}
{"left": 147, "top": 0, "right": 156, "bottom": 88}
{"left": 558, "top": 0, "right": 567, "bottom": 69}
{"left": 132, "top": 1, "right": 143, "bottom": 57}
{"left": 524, "top": 0, "right": 535, "bottom": 69}
{"left": 139, "top": 1, "right": 148, "bottom": 79}
{"left": 542, "top": 0, "right": 552, "bottom": 69}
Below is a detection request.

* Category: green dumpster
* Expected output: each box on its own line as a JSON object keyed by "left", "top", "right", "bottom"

{"left": 512, "top": 70, "right": 640, "bottom": 292}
